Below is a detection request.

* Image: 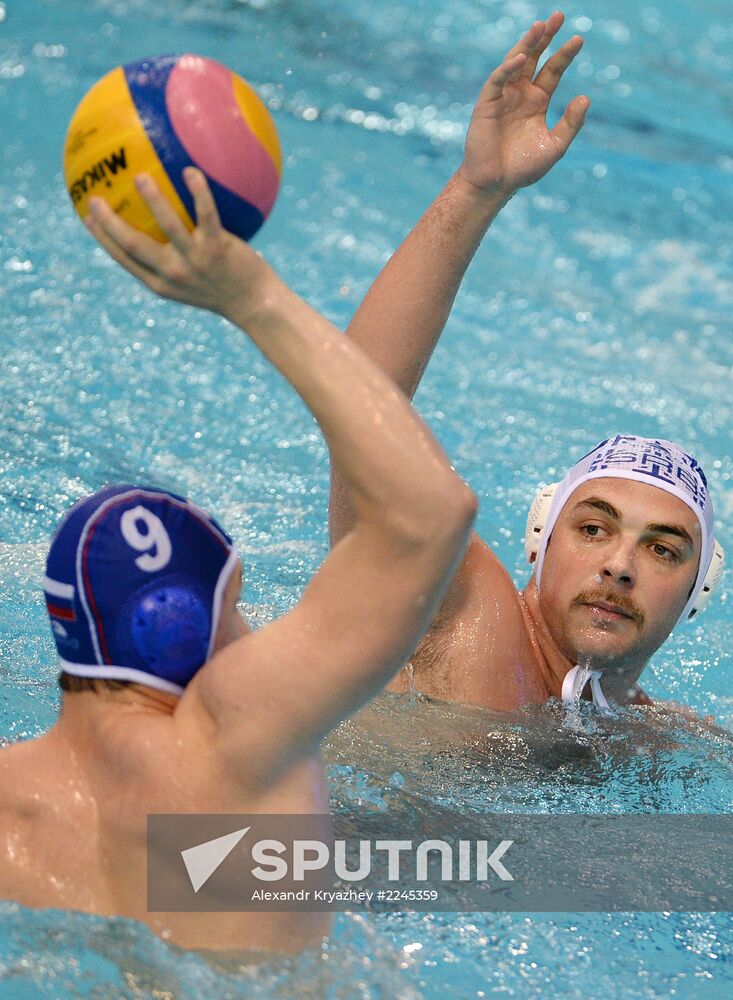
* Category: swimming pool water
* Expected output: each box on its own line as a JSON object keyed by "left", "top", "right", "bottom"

{"left": 1, "top": 0, "right": 732, "bottom": 996}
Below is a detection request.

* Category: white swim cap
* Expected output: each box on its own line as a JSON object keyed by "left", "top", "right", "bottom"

{"left": 534, "top": 434, "right": 717, "bottom": 625}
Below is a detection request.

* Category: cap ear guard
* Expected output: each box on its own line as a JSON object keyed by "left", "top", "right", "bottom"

{"left": 126, "top": 583, "right": 212, "bottom": 683}
{"left": 524, "top": 483, "right": 725, "bottom": 620}
{"left": 524, "top": 483, "right": 558, "bottom": 564}
{"left": 688, "top": 540, "right": 724, "bottom": 619}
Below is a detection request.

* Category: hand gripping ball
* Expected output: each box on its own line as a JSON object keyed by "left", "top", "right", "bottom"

{"left": 63, "top": 55, "right": 281, "bottom": 242}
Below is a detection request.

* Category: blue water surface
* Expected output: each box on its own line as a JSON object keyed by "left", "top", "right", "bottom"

{"left": 1, "top": 0, "right": 732, "bottom": 997}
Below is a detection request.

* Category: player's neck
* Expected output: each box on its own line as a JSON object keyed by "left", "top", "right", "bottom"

{"left": 56, "top": 685, "right": 179, "bottom": 731}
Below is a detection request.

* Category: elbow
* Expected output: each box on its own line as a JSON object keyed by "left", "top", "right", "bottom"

{"left": 392, "top": 476, "right": 477, "bottom": 551}
{"left": 461, "top": 481, "right": 480, "bottom": 524}
{"left": 437, "top": 478, "right": 478, "bottom": 542}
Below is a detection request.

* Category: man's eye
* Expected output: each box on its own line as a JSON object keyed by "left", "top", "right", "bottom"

{"left": 652, "top": 543, "right": 678, "bottom": 562}
{"left": 581, "top": 524, "right": 603, "bottom": 537}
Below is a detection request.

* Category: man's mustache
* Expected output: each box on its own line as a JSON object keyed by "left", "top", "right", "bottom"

{"left": 572, "top": 590, "right": 645, "bottom": 625}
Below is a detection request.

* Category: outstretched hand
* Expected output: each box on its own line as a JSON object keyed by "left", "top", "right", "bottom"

{"left": 459, "top": 11, "right": 589, "bottom": 197}
{"left": 86, "top": 168, "right": 271, "bottom": 323}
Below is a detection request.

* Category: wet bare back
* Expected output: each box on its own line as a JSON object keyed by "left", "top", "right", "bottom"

{"left": 0, "top": 696, "right": 330, "bottom": 951}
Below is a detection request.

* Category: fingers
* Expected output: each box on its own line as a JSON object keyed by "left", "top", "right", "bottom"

{"left": 86, "top": 195, "right": 165, "bottom": 273}
{"left": 504, "top": 19, "right": 547, "bottom": 63}
{"left": 85, "top": 171, "right": 225, "bottom": 303}
{"left": 480, "top": 18, "right": 546, "bottom": 101}
{"left": 483, "top": 16, "right": 583, "bottom": 104}
{"left": 522, "top": 10, "right": 565, "bottom": 78}
{"left": 534, "top": 33, "right": 584, "bottom": 98}
{"left": 135, "top": 173, "right": 191, "bottom": 255}
{"left": 482, "top": 52, "right": 528, "bottom": 101}
{"left": 184, "top": 167, "right": 222, "bottom": 239}
{"left": 85, "top": 203, "right": 161, "bottom": 288}
{"left": 550, "top": 94, "right": 590, "bottom": 152}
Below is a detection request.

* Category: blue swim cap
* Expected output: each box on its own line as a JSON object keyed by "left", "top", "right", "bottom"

{"left": 44, "top": 485, "right": 239, "bottom": 694}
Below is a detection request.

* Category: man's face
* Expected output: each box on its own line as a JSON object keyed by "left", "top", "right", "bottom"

{"left": 537, "top": 478, "right": 701, "bottom": 674}
{"left": 211, "top": 559, "right": 250, "bottom": 654}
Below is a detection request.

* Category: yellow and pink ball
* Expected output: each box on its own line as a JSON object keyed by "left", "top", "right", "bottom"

{"left": 64, "top": 54, "right": 281, "bottom": 242}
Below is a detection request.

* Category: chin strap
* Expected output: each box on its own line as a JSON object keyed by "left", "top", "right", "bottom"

{"left": 562, "top": 664, "right": 611, "bottom": 711}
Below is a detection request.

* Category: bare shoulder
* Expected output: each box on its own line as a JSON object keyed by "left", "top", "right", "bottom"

{"left": 402, "top": 532, "right": 533, "bottom": 705}
{"left": 0, "top": 734, "right": 89, "bottom": 829}
{"left": 101, "top": 708, "right": 226, "bottom": 798}
{"left": 417, "top": 532, "right": 527, "bottom": 647}
{"left": 0, "top": 739, "right": 37, "bottom": 803}
{"left": 0, "top": 725, "right": 161, "bottom": 802}
{"left": 0, "top": 733, "right": 57, "bottom": 783}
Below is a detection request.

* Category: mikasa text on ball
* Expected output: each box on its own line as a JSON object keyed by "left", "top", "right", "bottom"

{"left": 64, "top": 55, "right": 282, "bottom": 242}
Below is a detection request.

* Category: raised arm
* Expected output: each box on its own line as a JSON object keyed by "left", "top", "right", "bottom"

{"left": 86, "top": 169, "right": 476, "bottom": 782}
{"left": 330, "top": 11, "right": 588, "bottom": 543}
